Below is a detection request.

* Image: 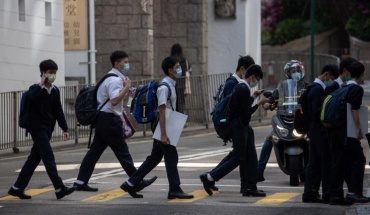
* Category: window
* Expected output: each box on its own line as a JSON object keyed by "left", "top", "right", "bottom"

{"left": 19, "top": 0, "right": 25, "bottom": 21}
{"left": 45, "top": 2, "right": 52, "bottom": 26}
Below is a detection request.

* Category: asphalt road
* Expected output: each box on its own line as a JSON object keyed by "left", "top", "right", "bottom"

{"left": 0, "top": 125, "right": 369, "bottom": 215}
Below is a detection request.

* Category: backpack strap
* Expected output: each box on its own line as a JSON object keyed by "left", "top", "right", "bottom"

{"left": 158, "top": 82, "right": 174, "bottom": 111}
{"left": 95, "top": 73, "right": 119, "bottom": 110}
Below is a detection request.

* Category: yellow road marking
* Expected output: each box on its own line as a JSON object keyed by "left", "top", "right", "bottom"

{"left": 255, "top": 192, "right": 301, "bottom": 205}
{"left": 82, "top": 189, "right": 127, "bottom": 202}
{"left": 0, "top": 189, "right": 53, "bottom": 201}
{"left": 169, "top": 190, "right": 218, "bottom": 203}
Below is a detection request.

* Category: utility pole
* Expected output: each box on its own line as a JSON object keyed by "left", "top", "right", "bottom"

{"left": 310, "top": 0, "right": 315, "bottom": 82}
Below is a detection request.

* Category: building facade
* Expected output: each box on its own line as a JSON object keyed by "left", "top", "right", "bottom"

{"left": 0, "top": 0, "right": 65, "bottom": 93}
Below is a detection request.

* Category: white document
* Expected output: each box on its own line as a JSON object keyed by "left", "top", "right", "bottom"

{"left": 347, "top": 104, "right": 368, "bottom": 138}
{"left": 153, "top": 108, "right": 188, "bottom": 146}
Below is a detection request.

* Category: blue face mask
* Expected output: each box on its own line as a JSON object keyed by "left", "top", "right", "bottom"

{"left": 324, "top": 80, "right": 334, "bottom": 87}
{"left": 346, "top": 75, "right": 351, "bottom": 81}
{"left": 249, "top": 81, "right": 258, "bottom": 88}
{"left": 291, "top": 73, "right": 301, "bottom": 81}
{"left": 121, "top": 63, "right": 130, "bottom": 74}
{"left": 175, "top": 67, "right": 182, "bottom": 78}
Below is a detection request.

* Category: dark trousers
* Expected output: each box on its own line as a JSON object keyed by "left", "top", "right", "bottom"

{"left": 14, "top": 126, "right": 64, "bottom": 190}
{"left": 303, "top": 123, "right": 332, "bottom": 200}
{"left": 128, "top": 121, "right": 181, "bottom": 192}
{"left": 77, "top": 112, "right": 137, "bottom": 184}
{"left": 345, "top": 137, "right": 366, "bottom": 195}
{"left": 328, "top": 126, "right": 346, "bottom": 198}
{"left": 211, "top": 125, "right": 257, "bottom": 189}
{"left": 210, "top": 120, "right": 258, "bottom": 190}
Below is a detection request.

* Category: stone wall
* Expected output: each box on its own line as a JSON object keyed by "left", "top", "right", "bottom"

{"left": 94, "top": 0, "right": 208, "bottom": 81}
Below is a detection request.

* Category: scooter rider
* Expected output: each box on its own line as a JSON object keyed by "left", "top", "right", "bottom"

{"left": 257, "top": 60, "right": 309, "bottom": 182}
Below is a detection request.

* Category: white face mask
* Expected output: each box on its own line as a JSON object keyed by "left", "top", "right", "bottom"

{"left": 46, "top": 74, "right": 56, "bottom": 84}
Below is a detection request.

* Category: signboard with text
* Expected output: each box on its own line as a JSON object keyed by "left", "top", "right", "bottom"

{"left": 64, "top": 0, "right": 87, "bottom": 50}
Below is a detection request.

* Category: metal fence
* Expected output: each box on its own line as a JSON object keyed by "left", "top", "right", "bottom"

{"left": 0, "top": 73, "right": 264, "bottom": 151}
{"left": 0, "top": 52, "right": 340, "bottom": 151}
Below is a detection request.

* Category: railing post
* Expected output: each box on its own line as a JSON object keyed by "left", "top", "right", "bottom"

{"left": 201, "top": 75, "right": 209, "bottom": 129}
{"left": 74, "top": 85, "right": 79, "bottom": 145}
{"left": 13, "top": 92, "right": 19, "bottom": 153}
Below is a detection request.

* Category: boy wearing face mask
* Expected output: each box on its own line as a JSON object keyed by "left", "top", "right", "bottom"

{"left": 74, "top": 50, "right": 157, "bottom": 193}
{"left": 8, "top": 59, "right": 75, "bottom": 200}
{"left": 335, "top": 57, "right": 357, "bottom": 87}
{"left": 121, "top": 56, "right": 194, "bottom": 199}
{"left": 302, "top": 64, "right": 339, "bottom": 204}
{"left": 200, "top": 64, "right": 267, "bottom": 197}
{"left": 208, "top": 56, "right": 267, "bottom": 193}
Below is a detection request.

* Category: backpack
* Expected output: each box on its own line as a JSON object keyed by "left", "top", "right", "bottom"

{"left": 211, "top": 83, "right": 243, "bottom": 143}
{"left": 19, "top": 90, "right": 30, "bottom": 130}
{"left": 213, "top": 76, "right": 238, "bottom": 105}
{"left": 320, "top": 85, "right": 352, "bottom": 128}
{"left": 293, "top": 83, "right": 319, "bottom": 134}
{"left": 130, "top": 81, "right": 172, "bottom": 124}
{"left": 75, "top": 73, "right": 118, "bottom": 126}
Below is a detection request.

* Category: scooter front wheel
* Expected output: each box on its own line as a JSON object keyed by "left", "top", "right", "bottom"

{"left": 289, "top": 155, "right": 300, "bottom": 186}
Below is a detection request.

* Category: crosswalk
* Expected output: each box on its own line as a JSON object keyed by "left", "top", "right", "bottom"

{"left": 0, "top": 188, "right": 301, "bottom": 205}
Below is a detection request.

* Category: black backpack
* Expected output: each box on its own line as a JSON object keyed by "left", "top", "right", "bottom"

{"left": 293, "top": 83, "right": 318, "bottom": 134}
{"left": 213, "top": 76, "right": 238, "bottom": 105}
{"left": 75, "top": 73, "right": 118, "bottom": 126}
{"left": 211, "top": 83, "right": 243, "bottom": 143}
{"left": 320, "top": 84, "right": 352, "bottom": 128}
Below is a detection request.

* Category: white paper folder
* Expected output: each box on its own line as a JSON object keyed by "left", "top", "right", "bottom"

{"left": 153, "top": 108, "right": 188, "bottom": 146}
{"left": 347, "top": 104, "right": 368, "bottom": 138}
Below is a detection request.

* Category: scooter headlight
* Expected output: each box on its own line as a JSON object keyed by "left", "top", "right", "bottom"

{"left": 276, "top": 125, "right": 288, "bottom": 137}
{"left": 293, "top": 129, "right": 303, "bottom": 138}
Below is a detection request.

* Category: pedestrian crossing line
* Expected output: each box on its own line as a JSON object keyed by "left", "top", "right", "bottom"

{"left": 0, "top": 189, "right": 53, "bottom": 201}
{"left": 169, "top": 190, "right": 219, "bottom": 203}
{"left": 81, "top": 189, "right": 128, "bottom": 202}
{"left": 255, "top": 192, "right": 301, "bottom": 205}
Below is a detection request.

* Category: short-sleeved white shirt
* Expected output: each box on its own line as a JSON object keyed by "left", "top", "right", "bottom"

{"left": 97, "top": 68, "right": 125, "bottom": 116}
{"left": 156, "top": 76, "right": 176, "bottom": 110}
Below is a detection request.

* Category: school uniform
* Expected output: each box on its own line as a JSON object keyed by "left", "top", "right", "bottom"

{"left": 76, "top": 69, "right": 137, "bottom": 184}
{"left": 329, "top": 81, "right": 364, "bottom": 200}
{"left": 209, "top": 82, "right": 260, "bottom": 192}
{"left": 14, "top": 84, "right": 68, "bottom": 190}
{"left": 302, "top": 79, "right": 332, "bottom": 202}
{"left": 343, "top": 81, "right": 366, "bottom": 197}
{"left": 127, "top": 76, "right": 183, "bottom": 193}
{"left": 213, "top": 74, "right": 259, "bottom": 188}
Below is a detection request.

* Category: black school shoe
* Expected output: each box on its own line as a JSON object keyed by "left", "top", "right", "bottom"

{"left": 8, "top": 187, "right": 31, "bottom": 199}
{"left": 346, "top": 193, "right": 370, "bottom": 203}
{"left": 73, "top": 183, "right": 98, "bottom": 192}
{"left": 329, "top": 197, "right": 354, "bottom": 206}
{"left": 56, "top": 186, "right": 75, "bottom": 200}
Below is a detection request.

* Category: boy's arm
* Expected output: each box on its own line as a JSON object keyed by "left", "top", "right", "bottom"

{"left": 158, "top": 104, "right": 170, "bottom": 144}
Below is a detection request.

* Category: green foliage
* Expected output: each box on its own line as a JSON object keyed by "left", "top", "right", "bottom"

{"left": 273, "top": 18, "right": 307, "bottom": 45}
{"left": 345, "top": 14, "right": 370, "bottom": 41}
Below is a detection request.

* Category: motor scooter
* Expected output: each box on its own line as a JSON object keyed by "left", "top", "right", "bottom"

{"left": 265, "top": 79, "right": 309, "bottom": 186}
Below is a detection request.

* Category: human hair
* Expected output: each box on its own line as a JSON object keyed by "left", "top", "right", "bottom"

{"left": 170, "top": 43, "right": 183, "bottom": 58}
{"left": 39, "top": 59, "right": 58, "bottom": 75}
{"left": 245, "top": 64, "right": 263, "bottom": 80}
{"left": 321, "top": 64, "right": 339, "bottom": 79}
{"left": 339, "top": 57, "right": 356, "bottom": 75}
{"left": 236, "top": 55, "right": 255, "bottom": 72}
{"left": 110, "top": 50, "right": 129, "bottom": 67}
{"left": 161, "top": 56, "right": 179, "bottom": 75}
{"left": 348, "top": 61, "right": 365, "bottom": 79}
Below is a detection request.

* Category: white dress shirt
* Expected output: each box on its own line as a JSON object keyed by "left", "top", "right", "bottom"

{"left": 156, "top": 76, "right": 176, "bottom": 110}
{"left": 97, "top": 68, "right": 125, "bottom": 116}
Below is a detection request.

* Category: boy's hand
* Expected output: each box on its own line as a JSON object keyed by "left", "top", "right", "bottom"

{"left": 160, "top": 134, "right": 170, "bottom": 145}
{"left": 63, "top": 132, "right": 70, "bottom": 141}
{"left": 253, "top": 89, "right": 265, "bottom": 98}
